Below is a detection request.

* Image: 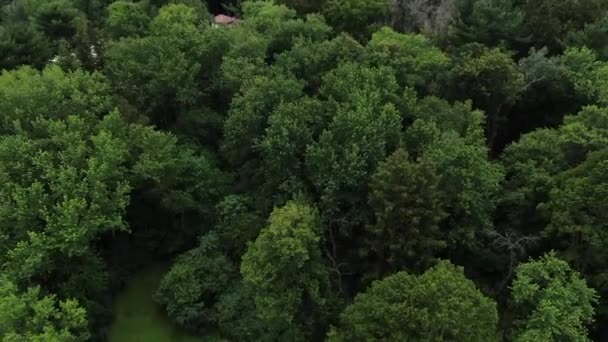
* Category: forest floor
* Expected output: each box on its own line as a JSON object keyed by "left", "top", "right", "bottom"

{"left": 108, "top": 263, "right": 206, "bottom": 342}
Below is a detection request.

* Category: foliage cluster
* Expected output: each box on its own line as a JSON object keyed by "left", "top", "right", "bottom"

{"left": 1, "top": 0, "right": 608, "bottom": 340}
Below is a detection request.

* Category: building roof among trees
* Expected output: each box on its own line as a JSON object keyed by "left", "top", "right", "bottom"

{"left": 214, "top": 14, "right": 239, "bottom": 25}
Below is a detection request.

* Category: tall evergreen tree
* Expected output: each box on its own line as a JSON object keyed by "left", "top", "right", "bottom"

{"left": 362, "top": 148, "right": 446, "bottom": 279}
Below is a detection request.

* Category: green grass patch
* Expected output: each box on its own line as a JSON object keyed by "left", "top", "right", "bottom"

{"left": 108, "top": 263, "right": 207, "bottom": 342}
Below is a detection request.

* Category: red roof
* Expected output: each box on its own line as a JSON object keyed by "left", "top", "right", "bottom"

{"left": 214, "top": 14, "right": 239, "bottom": 25}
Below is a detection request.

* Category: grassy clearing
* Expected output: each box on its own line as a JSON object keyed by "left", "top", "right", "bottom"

{"left": 108, "top": 263, "right": 207, "bottom": 342}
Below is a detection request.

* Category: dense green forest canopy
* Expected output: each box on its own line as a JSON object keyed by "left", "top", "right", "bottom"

{"left": 1, "top": 0, "right": 608, "bottom": 340}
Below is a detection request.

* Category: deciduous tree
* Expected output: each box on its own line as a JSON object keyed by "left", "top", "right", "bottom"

{"left": 364, "top": 27, "right": 449, "bottom": 92}
{"left": 511, "top": 253, "right": 598, "bottom": 341}
{"left": 241, "top": 202, "right": 330, "bottom": 341}
{"left": 329, "top": 261, "right": 498, "bottom": 341}
{"left": 322, "top": 0, "right": 387, "bottom": 38}
{"left": 155, "top": 232, "right": 237, "bottom": 332}
{"left": 449, "top": 43, "right": 524, "bottom": 150}
{"left": 0, "top": 277, "right": 89, "bottom": 341}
